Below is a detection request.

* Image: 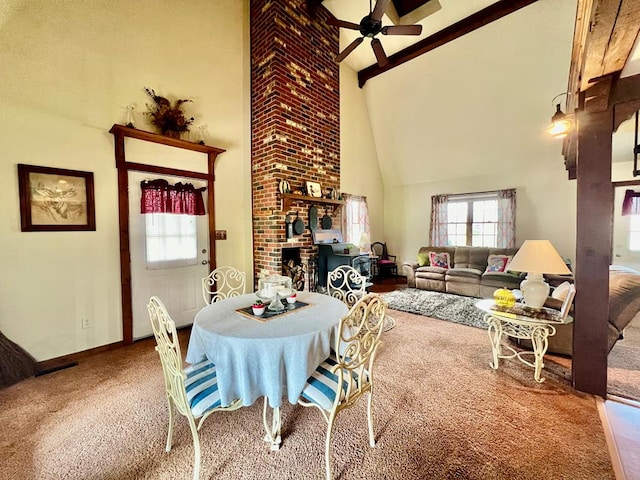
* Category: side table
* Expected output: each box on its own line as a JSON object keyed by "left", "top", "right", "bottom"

{"left": 475, "top": 299, "right": 573, "bottom": 383}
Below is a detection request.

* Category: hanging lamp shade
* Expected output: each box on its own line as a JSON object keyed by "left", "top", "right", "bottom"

{"left": 546, "top": 103, "right": 573, "bottom": 138}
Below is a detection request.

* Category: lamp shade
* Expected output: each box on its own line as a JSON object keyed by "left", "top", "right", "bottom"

{"left": 359, "top": 232, "right": 371, "bottom": 253}
{"left": 508, "top": 240, "right": 570, "bottom": 275}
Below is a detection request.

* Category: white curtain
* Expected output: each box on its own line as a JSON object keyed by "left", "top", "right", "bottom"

{"left": 429, "top": 194, "right": 449, "bottom": 246}
{"left": 497, "top": 189, "right": 516, "bottom": 248}
{"left": 342, "top": 194, "right": 370, "bottom": 246}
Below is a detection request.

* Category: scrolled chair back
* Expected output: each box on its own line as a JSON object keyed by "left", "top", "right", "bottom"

{"left": 327, "top": 265, "right": 367, "bottom": 308}
{"left": 202, "top": 266, "right": 246, "bottom": 305}
{"left": 334, "top": 293, "right": 387, "bottom": 403}
{"left": 147, "top": 296, "right": 191, "bottom": 417}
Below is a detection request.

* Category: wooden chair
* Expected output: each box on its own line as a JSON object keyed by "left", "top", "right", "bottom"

{"left": 371, "top": 242, "right": 397, "bottom": 282}
{"left": 327, "top": 265, "right": 367, "bottom": 308}
{"left": 297, "top": 293, "right": 387, "bottom": 480}
{"left": 201, "top": 266, "right": 246, "bottom": 305}
{"left": 147, "top": 296, "right": 243, "bottom": 480}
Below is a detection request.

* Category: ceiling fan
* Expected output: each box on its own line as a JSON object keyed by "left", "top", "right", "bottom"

{"left": 328, "top": 0, "right": 423, "bottom": 67}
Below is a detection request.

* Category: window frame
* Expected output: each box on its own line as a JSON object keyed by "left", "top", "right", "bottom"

{"left": 444, "top": 192, "right": 502, "bottom": 248}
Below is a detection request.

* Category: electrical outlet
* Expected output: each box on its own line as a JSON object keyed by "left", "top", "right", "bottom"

{"left": 215, "top": 230, "right": 227, "bottom": 240}
{"left": 81, "top": 318, "right": 91, "bottom": 329}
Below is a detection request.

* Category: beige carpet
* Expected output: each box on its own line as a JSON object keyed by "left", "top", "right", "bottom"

{"left": 541, "top": 319, "right": 640, "bottom": 403}
{"left": 0, "top": 310, "right": 614, "bottom": 479}
{"left": 608, "top": 319, "right": 640, "bottom": 401}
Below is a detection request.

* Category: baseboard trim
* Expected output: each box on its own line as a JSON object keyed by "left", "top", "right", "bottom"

{"left": 36, "top": 340, "right": 125, "bottom": 375}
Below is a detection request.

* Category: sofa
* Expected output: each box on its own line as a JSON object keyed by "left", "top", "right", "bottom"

{"left": 403, "top": 246, "right": 524, "bottom": 298}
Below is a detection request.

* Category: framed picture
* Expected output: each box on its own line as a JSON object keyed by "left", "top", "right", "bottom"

{"left": 18, "top": 164, "right": 96, "bottom": 232}
{"left": 306, "top": 181, "right": 322, "bottom": 198}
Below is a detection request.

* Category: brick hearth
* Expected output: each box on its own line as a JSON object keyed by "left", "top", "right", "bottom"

{"left": 250, "top": 0, "right": 340, "bottom": 288}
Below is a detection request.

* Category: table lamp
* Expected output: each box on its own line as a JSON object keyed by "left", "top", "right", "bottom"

{"left": 506, "top": 240, "right": 570, "bottom": 309}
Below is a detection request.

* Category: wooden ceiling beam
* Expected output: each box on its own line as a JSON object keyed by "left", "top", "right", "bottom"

{"left": 357, "top": 0, "right": 540, "bottom": 87}
{"left": 563, "top": 0, "right": 640, "bottom": 174}
{"left": 581, "top": 0, "right": 640, "bottom": 92}
{"left": 612, "top": 73, "right": 640, "bottom": 104}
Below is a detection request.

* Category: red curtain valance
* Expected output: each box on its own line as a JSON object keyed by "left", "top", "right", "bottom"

{"left": 140, "top": 179, "right": 206, "bottom": 215}
{"left": 622, "top": 189, "right": 640, "bottom": 216}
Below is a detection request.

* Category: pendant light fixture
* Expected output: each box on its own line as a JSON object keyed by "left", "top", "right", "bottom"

{"left": 546, "top": 93, "right": 573, "bottom": 138}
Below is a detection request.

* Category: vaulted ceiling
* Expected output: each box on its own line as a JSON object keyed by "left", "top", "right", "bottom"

{"left": 320, "top": 0, "right": 640, "bottom": 174}
{"left": 322, "top": 0, "right": 539, "bottom": 85}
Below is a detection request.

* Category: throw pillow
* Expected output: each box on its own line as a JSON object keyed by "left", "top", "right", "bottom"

{"left": 552, "top": 281, "right": 571, "bottom": 301}
{"left": 485, "top": 254, "right": 511, "bottom": 273}
{"left": 428, "top": 251, "right": 450, "bottom": 269}
{"left": 417, "top": 252, "right": 429, "bottom": 267}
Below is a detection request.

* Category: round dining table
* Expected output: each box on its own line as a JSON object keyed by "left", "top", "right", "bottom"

{"left": 185, "top": 291, "right": 349, "bottom": 449}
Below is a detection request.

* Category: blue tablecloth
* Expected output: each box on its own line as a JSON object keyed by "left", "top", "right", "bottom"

{"left": 186, "top": 292, "right": 349, "bottom": 408}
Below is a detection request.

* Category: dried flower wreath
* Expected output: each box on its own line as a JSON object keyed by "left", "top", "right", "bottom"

{"left": 144, "top": 87, "right": 194, "bottom": 137}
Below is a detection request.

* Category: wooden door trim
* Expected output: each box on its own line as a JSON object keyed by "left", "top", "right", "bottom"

{"left": 110, "top": 125, "right": 224, "bottom": 344}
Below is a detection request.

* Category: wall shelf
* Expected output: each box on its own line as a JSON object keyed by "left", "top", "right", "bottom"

{"left": 109, "top": 124, "right": 225, "bottom": 155}
{"left": 280, "top": 193, "right": 345, "bottom": 211}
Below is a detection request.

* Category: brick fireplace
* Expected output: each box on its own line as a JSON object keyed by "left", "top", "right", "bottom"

{"left": 250, "top": 0, "right": 340, "bottom": 289}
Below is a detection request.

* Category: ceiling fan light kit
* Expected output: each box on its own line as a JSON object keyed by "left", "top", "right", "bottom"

{"left": 328, "top": 0, "right": 423, "bottom": 67}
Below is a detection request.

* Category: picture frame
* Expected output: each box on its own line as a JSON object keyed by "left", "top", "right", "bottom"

{"left": 306, "top": 181, "right": 322, "bottom": 198}
{"left": 18, "top": 164, "right": 96, "bottom": 232}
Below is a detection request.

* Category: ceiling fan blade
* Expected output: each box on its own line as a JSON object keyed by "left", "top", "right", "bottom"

{"left": 327, "top": 17, "right": 361, "bottom": 31}
{"left": 371, "top": 0, "right": 390, "bottom": 22}
{"left": 335, "top": 37, "right": 364, "bottom": 63}
{"left": 382, "top": 24, "right": 423, "bottom": 35}
{"left": 371, "top": 38, "right": 388, "bottom": 67}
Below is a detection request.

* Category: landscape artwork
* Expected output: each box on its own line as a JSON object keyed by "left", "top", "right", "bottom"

{"left": 18, "top": 164, "right": 96, "bottom": 231}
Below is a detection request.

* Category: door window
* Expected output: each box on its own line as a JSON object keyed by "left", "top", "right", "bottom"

{"left": 145, "top": 213, "right": 198, "bottom": 269}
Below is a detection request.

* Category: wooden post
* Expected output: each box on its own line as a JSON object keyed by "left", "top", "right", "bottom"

{"left": 573, "top": 97, "right": 613, "bottom": 397}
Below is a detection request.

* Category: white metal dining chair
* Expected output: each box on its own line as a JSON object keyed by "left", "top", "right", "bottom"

{"left": 147, "top": 296, "right": 243, "bottom": 480}
{"left": 327, "top": 265, "right": 367, "bottom": 308}
{"left": 201, "top": 266, "right": 246, "bottom": 305}
{"left": 297, "top": 293, "right": 387, "bottom": 480}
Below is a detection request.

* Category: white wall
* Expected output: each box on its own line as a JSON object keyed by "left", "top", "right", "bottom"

{"left": 0, "top": 0, "right": 251, "bottom": 360}
{"left": 359, "top": 0, "right": 578, "bottom": 264}
{"left": 339, "top": 63, "right": 385, "bottom": 241}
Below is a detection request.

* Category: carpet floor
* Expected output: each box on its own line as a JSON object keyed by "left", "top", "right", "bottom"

{"left": 608, "top": 320, "right": 640, "bottom": 401}
{"left": 383, "top": 287, "right": 640, "bottom": 403}
{"left": 0, "top": 310, "right": 614, "bottom": 479}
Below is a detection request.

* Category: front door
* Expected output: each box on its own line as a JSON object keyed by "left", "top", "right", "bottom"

{"left": 129, "top": 171, "right": 210, "bottom": 339}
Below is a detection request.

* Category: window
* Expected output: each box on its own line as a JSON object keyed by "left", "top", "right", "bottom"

{"left": 344, "top": 195, "right": 370, "bottom": 247}
{"left": 446, "top": 198, "right": 498, "bottom": 247}
{"left": 430, "top": 190, "right": 516, "bottom": 248}
{"left": 139, "top": 179, "right": 206, "bottom": 269}
{"left": 145, "top": 213, "right": 198, "bottom": 269}
{"left": 630, "top": 215, "right": 640, "bottom": 251}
